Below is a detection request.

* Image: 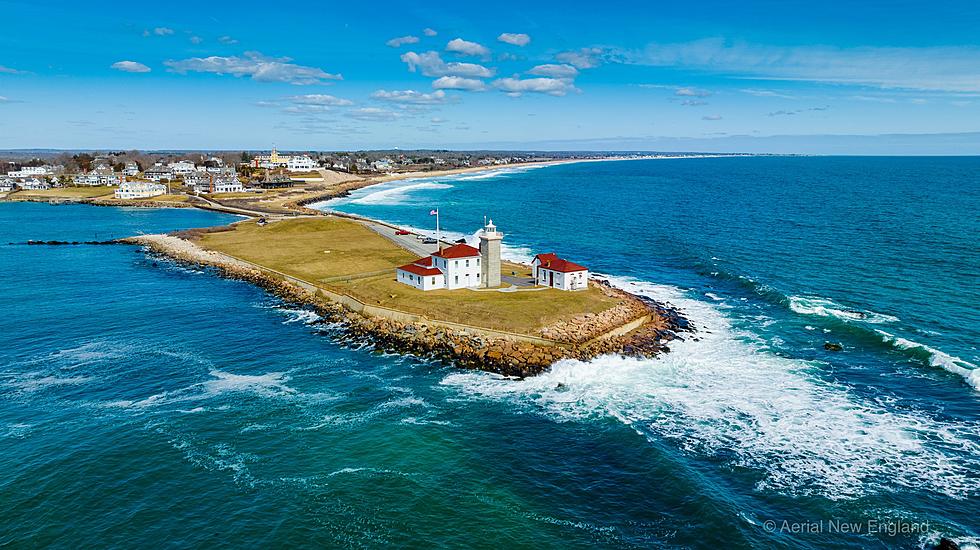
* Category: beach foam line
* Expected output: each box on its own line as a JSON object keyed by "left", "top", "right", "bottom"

{"left": 107, "top": 369, "right": 297, "bottom": 409}
{"left": 441, "top": 276, "right": 980, "bottom": 501}
{"left": 348, "top": 181, "right": 453, "bottom": 206}
{"left": 876, "top": 330, "right": 980, "bottom": 391}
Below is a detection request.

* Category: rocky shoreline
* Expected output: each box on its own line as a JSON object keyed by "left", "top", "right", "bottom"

{"left": 125, "top": 234, "right": 692, "bottom": 377}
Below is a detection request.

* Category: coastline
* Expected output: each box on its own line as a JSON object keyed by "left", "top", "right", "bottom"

{"left": 122, "top": 231, "right": 691, "bottom": 377}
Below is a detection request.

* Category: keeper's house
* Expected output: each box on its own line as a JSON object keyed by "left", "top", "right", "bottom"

{"left": 396, "top": 243, "right": 482, "bottom": 291}
{"left": 532, "top": 253, "right": 589, "bottom": 291}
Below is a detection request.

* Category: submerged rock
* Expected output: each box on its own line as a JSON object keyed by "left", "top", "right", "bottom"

{"left": 824, "top": 342, "right": 844, "bottom": 352}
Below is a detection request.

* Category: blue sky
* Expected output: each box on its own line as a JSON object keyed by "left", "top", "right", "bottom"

{"left": 1, "top": 0, "right": 979, "bottom": 153}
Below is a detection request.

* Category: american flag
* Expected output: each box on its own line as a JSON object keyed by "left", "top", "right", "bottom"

{"left": 429, "top": 209, "right": 438, "bottom": 215}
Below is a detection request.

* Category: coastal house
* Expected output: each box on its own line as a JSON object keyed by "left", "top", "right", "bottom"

{"left": 0, "top": 177, "right": 14, "bottom": 192}
{"left": 16, "top": 177, "right": 50, "bottom": 191}
{"left": 286, "top": 155, "right": 316, "bottom": 172}
{"left": 7, "top": 166, "right": 54, "bottom": 178}
{"left": 123, "top": 162, "right": 140, "bottom": 176}
{"left": 168, "top": 160, "right": 197, "bottom": 176}
{"left": 186, "top": 169, "right": 241, "bottom": 194}
{"left": 144, "top": 164, "right": 174, "bottom": 182}
{"left": 73, "top": 167, "right": 123, "bottom": 186}
{"left": 396, "top": 220, "right": 503, "bottom": 291}
{"left": 115, "top": 181, "right": 166, "bottom": 199}
{"left": 532, "top": 253, "right": 589, "bottom": 291}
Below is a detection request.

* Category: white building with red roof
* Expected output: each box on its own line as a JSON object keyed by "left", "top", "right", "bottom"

{"left": 396, "top": 242, "right": 483, "bottom": 291}
{"left": 532, "top": 253, "right": 589, "bottom": 291}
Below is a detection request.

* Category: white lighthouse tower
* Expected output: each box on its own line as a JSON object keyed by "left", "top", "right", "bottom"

{"left": 479, "top": 218, "right": 502, "bottom": 288}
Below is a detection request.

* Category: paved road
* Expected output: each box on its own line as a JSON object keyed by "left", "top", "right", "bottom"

{"left": 361, "top": 222, "right": 444, "bottom": 257}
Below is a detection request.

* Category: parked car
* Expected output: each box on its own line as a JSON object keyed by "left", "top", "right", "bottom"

{"left": 422, "top": 237, "right": 438, "bottom": 244}
{"left": 395, "top": 230, "right": 411, "bottom": 235}
{"left": 454, "top": 238, "right": 467, "bottom": 244}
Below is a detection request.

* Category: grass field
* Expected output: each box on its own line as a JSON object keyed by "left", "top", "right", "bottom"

{"left": 16, "top": 186, "right": 116, "bottom": 199}
{"left": 198, "top": 217, "right": 620, "bottom": 334}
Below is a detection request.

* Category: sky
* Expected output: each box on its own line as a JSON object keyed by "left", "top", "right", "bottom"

{"left": 1, "top": 0, "right": 979, "bottom": 153}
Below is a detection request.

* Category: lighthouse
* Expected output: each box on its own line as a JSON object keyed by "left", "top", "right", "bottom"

{"left": 479, "top": 218, "right": 502, "bottom": 288}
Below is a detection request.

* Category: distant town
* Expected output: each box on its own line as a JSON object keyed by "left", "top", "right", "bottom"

{"left": 0, "top": 149, "right": 742, "bottom": 200}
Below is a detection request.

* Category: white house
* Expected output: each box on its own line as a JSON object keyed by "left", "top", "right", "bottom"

{"left": 73, "top": 167, "right": 122, "bottom": 186}
{"left": 0, "top": 177, "right": 14, "bottom": 192}
{"left": 115, "top": 181, "right": 166, "bottom": 199}
{"left": 168, "top": 160, "right": 197, "bottom": 176}
{"left": 213, "top": 178, "right": 243, "bottom": 193}
{"left": 17, "top": 177, "right": 50, "bottom": 191}
{"left": 396, "top": 243, "right": 483, "bottom": 291}
{"left": 286, "top": 155, "right": 316, "bottom": 172}
{"left": 144, "top": 164, "right": 174, "bottom": 182}
{"left": 123, "top": 162, "right": 140, "bottom": 176}
{"left": 7, "top": 166, "right": 51, "bottom": 178}
{"left": 532, "top": 253, "right": 589, "bottom": 291}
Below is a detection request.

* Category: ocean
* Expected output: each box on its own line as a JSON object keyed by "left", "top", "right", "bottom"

{"left": 2, "top": 156, "right": 978, "bottom": 548}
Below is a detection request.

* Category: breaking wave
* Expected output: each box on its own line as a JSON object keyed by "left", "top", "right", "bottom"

{"left": 877, "top": 330, "right": 980, "bottom": 391}
{"left": 348, "top": 182, "right": 453, "bottom": 206}
{"left": 788, "top": 295, "right": 900, "bottom": 324}
{"left": 441, "top": 276, "right": 980, "bottom": 500}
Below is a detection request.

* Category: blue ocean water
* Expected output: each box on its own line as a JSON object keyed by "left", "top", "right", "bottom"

{"left": 1, "top": 157, "right": 978, "bottom": 549}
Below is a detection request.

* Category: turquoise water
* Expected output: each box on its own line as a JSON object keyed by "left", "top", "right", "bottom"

{"left": 2, "top": 157, "right": 978, "bottom": 549}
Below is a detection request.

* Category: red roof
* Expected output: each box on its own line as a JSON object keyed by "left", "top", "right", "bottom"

{"left": 534, "top": 253, "right": 588, "bottom": 273}
{"left": 432, "top": 243, "right": 480, "bottom": 259}
{"left": 413, "top": 256, "right": 432, "bottom": 267}
{"left": 398, "top": 263, "right": 443, "bottom": 277}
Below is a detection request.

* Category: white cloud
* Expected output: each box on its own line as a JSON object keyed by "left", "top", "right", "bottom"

{"left": 0, "top": 65, "right": 27, "bottom": 75}
{"left": 287, "top": 94, "right": 353, "bottom": 106}
{"left": 111, "top": 60, "right": 151, "bottom": 73}
{"left": 702, "top": 115, "right": 723, "bottom": 121}
{"left": 555, "top": 47, "right": 606, "bottom": 69}
{"left": 345, "top": 107, "right": 402, "bottom": 121}
{"left": 446, "top": 38, "right": 490, "bottom": 57}
{"left": 432, "top": 76, "right": 487, "bottom": 91}
{"left": 400, "top": 51, "right": 494, "bottom": 78}
{"left": 0, "top": 96, "right": 10, "bottom": 103}
{"left": 218, "top": 36, "right": 239, "bottom": 45}
{"left": 431, "top": 117, "right": 447, "bottom": 123}
{"left": 153, "top": 27, "right": 174, "bottom": 36}
{"left": 423, "top": 28, "right": 437, "bottom": 37}
{"left": 164, "top": 51, "right": 342, "bottom": 85}
{"left": 189, "top": 35, "right": 203, "bottom": 44}
{"left": 739, "top": 88, "right": 797, "bottom": 100}
{"left": 626, "top": 38, "right": 980, "bottom": 93}
{"left": 527, "top": 64, "right": 578, "bottom": 79}
{"left": 768, "top": 105, "right": 829, "bottom": 116}
{"left": 492, "top": 77, "right": 578, "bottom": 97}
{"left": 680, "top": 99, "right": 708, "bottom": 106}
{"left": 675, "top": 87, "right": 711, "bottom": 97}
{"left": 497, "top": 33, "right": 530, "bottom": 47}
{"left": 386, "top": 35, "right": 420, "bottom": 48}
{"left": 371, "top": 89, "right": 450, "bottom": 105}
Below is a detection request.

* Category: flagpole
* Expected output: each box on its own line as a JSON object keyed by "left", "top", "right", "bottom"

{"left": 436, "top": 209, "right": 441, "bottom": 251}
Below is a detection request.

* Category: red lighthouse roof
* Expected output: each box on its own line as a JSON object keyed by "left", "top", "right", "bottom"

{"left": 432, "top": 243, "right": 480, "bottom": 259}
{"left": 534, "top": 253, "right": 588, "bottom": 273}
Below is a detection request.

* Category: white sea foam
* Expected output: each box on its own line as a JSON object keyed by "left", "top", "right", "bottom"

{"left": 109, "top": 369, "right": 296, "bottom": 409}
{"left": 277, "top": 307, "right": 321, "bottom": 325}
{"left": 349, "top": 182, "right": 453, "bottom": 206}
{"left": 877, "top": 330, "right": 980, "bottom": 391}
{"left": 788, "top": 295, "right": 899, "bottom": 324}
{"left": 441, "top": 277, "right": 980, "bottom": 500}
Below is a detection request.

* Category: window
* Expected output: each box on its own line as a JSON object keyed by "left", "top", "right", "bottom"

{"left": 454, "top": 276, "right": 459, "bottom": 284}
{"left": 465, "top": 259, "right": 469, "bottom": 267}
{"left": 476, "top": 273, "right": 480, "bottom": 279}
{"left": 477, "top": 258, "right": 480, "bottom": 266}
{"left": 431, "top": 277, "right": 436, "bottom": 285}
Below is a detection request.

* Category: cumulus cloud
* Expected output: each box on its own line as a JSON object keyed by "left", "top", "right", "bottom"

{"left": 218, "top": 36, "right": 239, "bottom": 45}
{"left": 555, "top": 47, "right": 607, "bottom": 69}
{"left": 497, "top": 33, "right": 530, "bottom": 47}
{"left": 164, "top": 51, "right": 342, "bottom": 85}
{"left": 0, "top": 65, "right": 28, "bottom": 75}
{"left": 702, "top": 115, "right": 723, "bottom": 120}
{"left": 446, "top": 38, "right": 490, "bottom": 57}
{"left": 286, "top": 94, "right": 353, "bottom": 106}
{"left": 0, "top": 96, "right": 10, "bottom": 103}
{"left": 400, "top": 51, "right": 494, "bottom": 78}
{"left": 625, "top": 38, "right": 980, "bottom": 93}
{"left": 371, "top": 89, "right": 450, "bottom": 105}
{"left": 189, "top": 35, "right": 203, "bottom": 44}
{"left": 432, "top": 76, "right": 487, "bottom": 91}
{"left": 423, "top": 28, "right": 437, "bottom": 37}
{"left": 153, "top": 27, "right": 174, "bottom": 36}
{"left": 680, "top": 99, "right": 708, "bottom": 106}
{"left": 527, "top": 64, "right": 578, "bottom": 79}
{"left": 492, "top": 77, "right": 578, "bottom": 97}
{"left": 111, "top": 60, "right": 152, "bottom": 73}
{"left": 386, "top": 35, "right": 419, "bottom": 48}
{"left": 740, "top": 88, "right": 796, "bottom": 99}
{"left": 345, "top": 107, "right": 402, "bottom": 121}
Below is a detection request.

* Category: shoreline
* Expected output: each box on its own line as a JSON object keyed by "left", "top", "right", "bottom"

{"left": 122, "top": 231, "right": 691, "bottom": 377}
